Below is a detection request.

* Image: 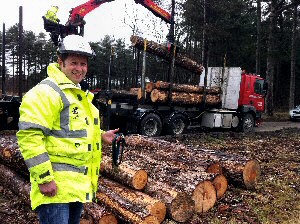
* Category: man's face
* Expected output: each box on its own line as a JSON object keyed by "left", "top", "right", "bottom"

{"left": 59, "top": 54, "right": 88, "bottom": 85}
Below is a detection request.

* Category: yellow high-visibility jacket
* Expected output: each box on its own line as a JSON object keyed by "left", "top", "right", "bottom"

{"left": 45, "top": 6, "right": 59, "bottom": 23}
{"left": 17, "top": 63, "right": 103, "bottom": 210}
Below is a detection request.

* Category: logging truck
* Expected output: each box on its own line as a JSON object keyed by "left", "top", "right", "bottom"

{"left": 94, "top": 66, "right": 267, "bottom": 137}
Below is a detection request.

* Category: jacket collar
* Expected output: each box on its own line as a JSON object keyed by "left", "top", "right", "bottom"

{"left": 47, "top": 63, "right": 94, "bottom": 100}
{"left": 47, "top": 63, "right": 79, "bottom": 90}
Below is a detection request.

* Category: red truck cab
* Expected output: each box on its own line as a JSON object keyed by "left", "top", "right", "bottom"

{"left": 238, "top": 72, "right": 266, "bottom": 113}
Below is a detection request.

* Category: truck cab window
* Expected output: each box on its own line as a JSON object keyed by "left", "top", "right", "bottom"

{"left": 254, "top": 79, "right": 264, "bottom": 95}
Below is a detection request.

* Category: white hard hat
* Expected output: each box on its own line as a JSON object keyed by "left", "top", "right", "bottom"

{"left": 58, "top": 35, "right": 94, "bottom": 57}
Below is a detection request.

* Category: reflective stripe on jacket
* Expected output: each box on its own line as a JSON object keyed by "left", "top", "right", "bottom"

{"left": 17, "top": 63, "right": 103, "bottom": 210}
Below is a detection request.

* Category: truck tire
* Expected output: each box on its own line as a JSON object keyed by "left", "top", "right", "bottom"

{"left": 167, "top": 114, "right": 187, "bottom": 135}
{"left": 139, "top": 113, "right": 162, "bottom": 137}
{"left": 240, "top": 113, "right": 254, "bottom": 133}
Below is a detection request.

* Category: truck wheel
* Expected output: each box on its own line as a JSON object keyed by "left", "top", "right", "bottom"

{"left": 240, "top": 113, "right": 254, "bottom": 133}
{"left": 139, "top": 113, "right": 162, "bottom": 137}
{"left": 167, "top": 114, "right": 187, "bottom": 135}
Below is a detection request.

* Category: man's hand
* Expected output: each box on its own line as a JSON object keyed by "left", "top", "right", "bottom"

{"left": 102, "top": 128, "right": 119, "bottom": 145}
{"left": 39, "top": 180, "right": 57, "bottom": 197}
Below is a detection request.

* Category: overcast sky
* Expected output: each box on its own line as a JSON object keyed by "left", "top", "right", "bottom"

{"left": 0, "top": 0, "right": 171, "bottom": 45}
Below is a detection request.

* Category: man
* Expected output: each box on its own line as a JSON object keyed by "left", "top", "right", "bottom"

{"left": 44, "top": 6, "right": 60, "bottom": 24}
{"left": 17, "top": 34, "right": 119, "bottom": 224}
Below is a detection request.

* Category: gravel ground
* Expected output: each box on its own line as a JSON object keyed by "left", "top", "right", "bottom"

{"left": 255, "top": 121, "right": 300, "bottom": 132}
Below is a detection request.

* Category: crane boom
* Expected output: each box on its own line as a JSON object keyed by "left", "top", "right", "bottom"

{"left": 43, "top": 0, "right": 173, "bottom": 45}
{"left": 67, "top": 0, "right": 114, "bottom": 26}
{"left": 134, "top": 0, "right": 171, "bottom": 24}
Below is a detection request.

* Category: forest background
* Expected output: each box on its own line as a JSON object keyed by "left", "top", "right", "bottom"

{"left": 1, "top": 0, "right": 300, "bottom": 115}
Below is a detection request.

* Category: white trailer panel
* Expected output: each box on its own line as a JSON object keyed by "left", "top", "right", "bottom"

{"left": 200, "top": 67, "right": 242, "bottom": 110}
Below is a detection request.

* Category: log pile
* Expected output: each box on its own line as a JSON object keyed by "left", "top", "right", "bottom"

{"left": 138, "top": 81, "right": 222, "bottom": 106}
{"left": 0, "top": 133, "right": 260, "bottom": 223}
{"left": 130, "top": 35, "right": 204, "bottom": 75}
{"left": 124, "top": 135, "right": 260, "bottom": 190}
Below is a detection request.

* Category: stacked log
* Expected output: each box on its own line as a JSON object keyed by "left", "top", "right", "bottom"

{"left": 100, "top": 155, "right": 148, "bottom": 190}
{"left": 95, "top": 89, "right": 139, "bottom": 104}
{"left": 139, "top": 81, "right": 222, "bottom": 106}
{"left": 102, "top": 149, "right": 196, "bottom": 222}
{"left": 0, "top": 163, "right": 31, "bottom": 206}
{"left": 83, "top": 202, "right": 118, "bottom": 224}
{"left": 121, "top": 135, "right": 223, "bottom": 215}
{"left": 124, "top": 135, "right": 228, "bottom": 197}
{"left": 146, "top": 81, "right": 204, "bottom": 94}
{"left": 143, "top": 179, "right": 195, "bottom": 223}
{"left": 130, "top": 35, "right": 204, "bottom": 75}
{"left": 0, "top": 133, "right": 260, "bottom": 223}
{"left": 0, "top": 135, "right": 28, "bottom": 177}
{"left": 97, "top": 177, "right": 166, "bottom": 224}
{"left": 125, "top": 135, "right": 260, "bottom": 190}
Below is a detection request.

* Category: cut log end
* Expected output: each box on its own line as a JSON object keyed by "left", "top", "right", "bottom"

{"left": 170, "top": 192, "right": 194, "bottom": 223}
{"left": 213, "top": 174, "right": 228, "bottom": 199}
{"left": 3, "top": 148, "right": 12, "bottom": 157}
{"left": 98, "top": 214, "right": 118, "bottom": 224}
{"left": 149, "top": 201, "right": 167, "bottom": 223}
{"left": 243, "top": 159, "right": 261, "bottom": 189}
{"left": 80, "top": 218, "right": 93, "bottom": 224}
{"left": 140, "top": 216, "right": 160, "bottom": 224}
{"left": 206, "top": 162, "right": 223, "bottom": 174}
{"left": 192, "top": 180, "right": 216, "bottom": 213}
{"left": 132, "top": 169, "right": 148, "bottom": 190}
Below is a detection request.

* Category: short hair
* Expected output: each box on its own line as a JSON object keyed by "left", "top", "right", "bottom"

{"left": 57, "top": 52, "right": 69, "bottom": 62}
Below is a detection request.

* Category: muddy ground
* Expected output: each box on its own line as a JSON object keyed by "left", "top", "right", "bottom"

{"left": 0, "top": 122, "right": 300, "bottom": 224}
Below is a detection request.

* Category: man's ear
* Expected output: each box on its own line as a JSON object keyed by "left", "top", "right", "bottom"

{"left": 57, "top": 57, "right": 63, "bottom": 65}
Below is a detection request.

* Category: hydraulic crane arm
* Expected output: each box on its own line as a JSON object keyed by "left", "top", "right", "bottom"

{"left": 43, "top": 0, "right": 173, "bottom": 45}
{"left": 67, "top": 0, "right": 115, "bottom": 26}
{"left": 134, "top": 0, "right": 172, "bottom": 24}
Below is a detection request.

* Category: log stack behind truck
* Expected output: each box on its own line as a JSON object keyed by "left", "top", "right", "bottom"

{"left": 95, "top": 64, "right": 267, "bottom": 136}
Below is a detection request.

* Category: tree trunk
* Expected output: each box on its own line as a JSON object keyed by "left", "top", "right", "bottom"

{"left": 0, "top": 163, "right": 31, "bottom": 206}
{"left": 125, "top": 135, "right": 228, "bottom": 198}
{"left": 154, "top": 81, "right": 204, "bottom": 93}
{"left": 266, "top": 6, "right": 276, "bottom": 116}
{"left": 289, "top": 2, "right": 297, "bottom": 109}
{"left": 143, "top": 179, "right": 195, "bottom": 223}
{"left": 100, "top": 155, "right": 148, "bottom": 190}
{"left": 137, "top": 87, "right": 152, "bottom": 103}
{"left": 97, "top": 177, "right": 166, "bottom": 224}
{"left": 126, "top": 135, "right": 259, "bottom": 189}
{"left": 122, "top": 136, "right": 221, "bottom": 215}
{"left": 256, "top": 0, "right": 261, "bottom": 75}
{"left": 150, "top": 89, "right": 203, "bottom": 105}
{"left": 205, "top": 94, "right": 221, "bottom": 106}
{"left": 130, "top": 35, "right": 204, "bottom": 75}
{"left": 0, "top": 135, "right": 29, "bottom": 177}
{"left": 83, "top": 202, "right": 118, "bottom": 224}
{"left": 185, "top": 146, "right": 260, "bottom": 189}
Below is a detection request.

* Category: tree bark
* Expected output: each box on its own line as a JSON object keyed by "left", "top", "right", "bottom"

{"left": 143, "top": 179, "right": 195, "bottom": 223}
{"left": 126, "top": 135, "right": 259, "bottom": 189}
{"left": 130, "top": 35, "right": 204, "bottom": 75}
{"left": 83, "top": 202, "right": 118, "bottom": 224}
{"left": 97, "top": 177, "right": 166, "bottom": 224}
{"left": 100, "top": 155, "right": 148, "bottom": 190}
{"left": 256, "top": 0, "right": 261, "bottom": 76}
{"left": 200, "top": 154, "right": 260, "bottom": 189}
{"left": 150, "top": 89, "right": 203, "bottom": 105}
{"left": 0, "top": 163, "right": 31, "bottom": 206}
{"left": 153, "top": 81, "right": 204, "bottom": 93}
{"left": 122, "top": 136, "right": 221, "bottom": 215}
{"left": 0, "top": 135, "right": 29, "bottom": 177}
{"left": 289, "top": 1, "right": 297, "bottom": 109}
